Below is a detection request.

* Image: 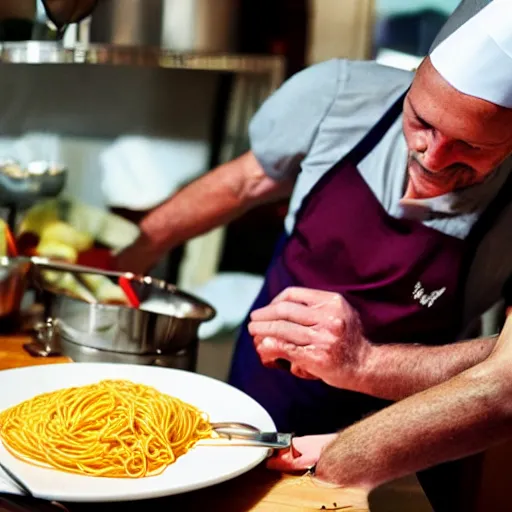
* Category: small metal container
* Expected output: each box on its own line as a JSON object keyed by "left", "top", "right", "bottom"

{"left": 0, "top": 160, "right": 67, "bottom": 209}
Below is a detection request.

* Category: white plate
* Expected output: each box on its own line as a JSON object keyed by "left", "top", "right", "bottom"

{"left": 0, "top": 363, "right": 275, "bottom": 502}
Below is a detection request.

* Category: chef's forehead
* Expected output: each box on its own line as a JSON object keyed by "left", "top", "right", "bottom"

{"left": 408, "top": 58, "right": 512, "bottom": 150}
{"left": 412, "top": 58, "right": 512, "bottom": 119}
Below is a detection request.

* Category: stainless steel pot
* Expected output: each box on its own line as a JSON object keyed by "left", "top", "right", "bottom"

{"left": 57, "top": 337, "right": 198, "bottom": 370}
{"left": 38, "top": 277, "right": 215, "bottom": 356}
{"left": 86, "top": 0, "right": 238, "bottom": 52}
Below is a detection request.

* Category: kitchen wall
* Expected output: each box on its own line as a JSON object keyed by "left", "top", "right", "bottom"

{"left": 0, "top": 64, "right": 219, "bottom": 210}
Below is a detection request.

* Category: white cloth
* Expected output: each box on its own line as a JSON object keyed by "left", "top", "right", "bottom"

{"left": 430, "top": 0, "right": 512, "bottom": 108}
{"left": 185, "top": 273, "right": 264, "bottom": 340}
{"left": 100, "top": 136, "right": 209, "bottom": 211}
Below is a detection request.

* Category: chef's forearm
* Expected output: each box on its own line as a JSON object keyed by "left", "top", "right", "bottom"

{"left": 315, "top": 359, "right": 512, "bottom": 491}
{"left": 125, "top": 151, "right": 293, "bottom": 267}
{"left": 355, "top": 334, "right": 498, "bottom": 400}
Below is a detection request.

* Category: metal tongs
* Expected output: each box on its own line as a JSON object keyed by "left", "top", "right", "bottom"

{"left": 210, "top": 422, "right": 293, "bottom": 449}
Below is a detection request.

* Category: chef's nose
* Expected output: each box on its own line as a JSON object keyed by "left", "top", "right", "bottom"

{"left": 414, "top": 132, "right": 459, "bottom": 172}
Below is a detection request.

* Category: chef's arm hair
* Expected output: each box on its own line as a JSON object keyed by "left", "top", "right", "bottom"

{"left": 354, "top": 332, "right": 499, "bottom": 401}
{"left": 118, "top": 151, "right": 295, "bottom": 271}
{"left": 315, "top": 314, "right": 512, "bottom": 491}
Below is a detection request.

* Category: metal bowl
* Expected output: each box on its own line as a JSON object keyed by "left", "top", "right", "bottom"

{"left": 0, "top": 160, "right": 67, "bottom": 208}
{"left": 38, "top": 274, "right": 216, "bottom": 356}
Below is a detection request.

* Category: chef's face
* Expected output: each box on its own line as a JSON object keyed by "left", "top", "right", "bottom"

{"left": 402, "top": 57, "right": 512, "bottom": 199}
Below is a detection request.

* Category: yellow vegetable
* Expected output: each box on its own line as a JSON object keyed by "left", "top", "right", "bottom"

{"left": 0, "top": 220, "right": 7, "bottom": 257}
{"left": 95, "top": 280, "right": 128, "bottom": 305}
{"left": 78, "top": 274, "right": 107, "bottom": 294}
{"left": 40, "top": 221, "right": 94, "bottom": 252}
{"left": 18, "top": 201, "right": 59, "bottom": 236}
{"left": 41, "top": 270, "right": 62, "bottom": 285}
{"left": 36, "top": 240, "right": 78, "bottom": 263}
{"left": 55, "top": 273, "right": 94, "bottom": 300}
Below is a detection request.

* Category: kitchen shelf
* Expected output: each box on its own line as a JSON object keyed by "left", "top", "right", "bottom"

{"left": 0, "top": 42, "right": 285, "bottom": 90}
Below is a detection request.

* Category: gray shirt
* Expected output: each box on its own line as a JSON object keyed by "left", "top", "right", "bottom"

{"left": 248, "top": 59, "right": 512, "bottom": 333}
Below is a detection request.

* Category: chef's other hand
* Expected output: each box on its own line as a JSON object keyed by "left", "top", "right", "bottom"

{"left": 249, "top": 287, "right": 369, "bottom": 389}
{"left": 267, "top": 434, "right": 337, "bottom": 472}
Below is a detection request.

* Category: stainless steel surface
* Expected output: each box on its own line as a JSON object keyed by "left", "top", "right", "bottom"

{"left": 211, "top": 423, "right": 293, "bottom": 449}
{"left": 31, "top": 317, "right": 61, "bottom": 355}
{"left": 0, "top": 257, "right": 31, "bottom": 318}
{"left": 36, "top": 272, "right": 215, "bottom": 356}
{"left": 88, "top": 0, "right": 237, "bottom": 53}
{"left": 0, "top": 160, "right": 67, "bottom": 209}
{"left": 32, "top": 258, "right": 216, "bottom": 319}
{"left": 31, "top": 256, "right": 132, "bottom": 280}
{"left": 211, "top": 422, "right": 260, "bottom": 432}
{"left": 58, "top": 337, "right": 198, "bottom": 371}
{"left": 0, "top": 42, "right": 285, "bottom": 90}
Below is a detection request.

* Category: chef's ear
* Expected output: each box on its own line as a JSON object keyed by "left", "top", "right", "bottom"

{"left": 41, "top": 0, "right": 99, "bottom": 27}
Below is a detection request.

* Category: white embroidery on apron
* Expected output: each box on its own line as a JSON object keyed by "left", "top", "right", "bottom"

{"left": 413, "top": 281, "right": 446, "bottom": 308}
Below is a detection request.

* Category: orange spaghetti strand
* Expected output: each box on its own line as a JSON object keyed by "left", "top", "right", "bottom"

{"left": 0, "top": 380, "right": 212, "bottom": 478}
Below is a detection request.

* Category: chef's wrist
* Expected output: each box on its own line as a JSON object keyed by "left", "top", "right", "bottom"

{"left": 313, "top": 451, "right": 374, "bottom": 492}
{"left": 115, "top": 232, "right": 163, "bottom": 274}
{"left": 332, "top": 335, "right": 375, "bottom": 393}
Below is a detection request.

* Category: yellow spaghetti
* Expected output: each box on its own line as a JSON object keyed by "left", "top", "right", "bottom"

{"left": 0, "top": 379, "right": 212, "bottom": 478}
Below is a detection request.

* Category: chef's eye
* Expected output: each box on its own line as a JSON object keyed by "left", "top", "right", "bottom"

{"left": 414, "top": 114, "right": 432, "bottom": 130}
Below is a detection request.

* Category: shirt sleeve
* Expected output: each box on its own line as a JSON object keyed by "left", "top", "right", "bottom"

{"left": 248, "top": 59, "right": 345, "bottom": 181}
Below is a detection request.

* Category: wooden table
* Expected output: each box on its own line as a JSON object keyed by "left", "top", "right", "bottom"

{"left": 0, "top": 335, "right": 369, "bottom": 512}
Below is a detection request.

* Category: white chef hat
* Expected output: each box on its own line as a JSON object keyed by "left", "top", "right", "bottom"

{"left": 430, "top": 0, "right": 512, "bottom": 108}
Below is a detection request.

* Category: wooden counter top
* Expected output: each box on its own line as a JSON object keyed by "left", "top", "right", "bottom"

{"left": 0, "top": 335, "right": 72, "bottom": 369}
{"left": 0, "top": 335, "right": 369, "bottom": 511}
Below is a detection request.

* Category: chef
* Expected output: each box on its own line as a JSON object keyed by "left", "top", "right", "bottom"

{"left": 115, "top": 0, "right": 511, "bottom": 509}
{"left": 243, "top": 1, "right": 512, "bottom": 509}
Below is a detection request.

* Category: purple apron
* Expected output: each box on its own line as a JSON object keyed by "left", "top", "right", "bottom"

{"left": 228, "top": 93, "right": 511, "bottom": 511}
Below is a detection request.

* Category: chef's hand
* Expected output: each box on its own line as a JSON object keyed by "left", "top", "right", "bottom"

{"left": 268, "top": 434, "right": 370, "bottom": 510}
{"left": 267, "top": 433, "right": 337, "bottom": 472}
{"left": 248, "top": 287, "right": 369, "bottom": 389}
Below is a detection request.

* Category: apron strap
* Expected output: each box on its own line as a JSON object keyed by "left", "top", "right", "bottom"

{"left": 344, "top": 89, "right": 408, "bottom": 167}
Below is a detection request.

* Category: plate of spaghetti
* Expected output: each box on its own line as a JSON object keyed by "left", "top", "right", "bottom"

{"left": 0, "top": 363, "right": 275, "bottom": 502}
